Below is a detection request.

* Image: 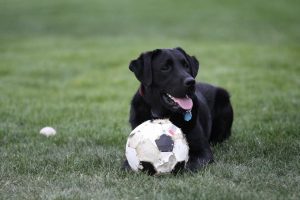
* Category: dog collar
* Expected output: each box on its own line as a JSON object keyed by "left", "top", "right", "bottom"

{"left": 139, "top": 85, "right": 144, "bottom": 96}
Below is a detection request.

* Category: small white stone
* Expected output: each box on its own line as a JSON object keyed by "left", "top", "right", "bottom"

{"left": 40, "top": 127, "right": 56, "bottom": 137}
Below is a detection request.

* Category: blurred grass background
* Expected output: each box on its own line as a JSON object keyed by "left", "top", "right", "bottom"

{"left": 1, "top": 0, "right": 299, "bottom": 43}
{"left": 0, "top": 0, "right": 299, "bottom": 199}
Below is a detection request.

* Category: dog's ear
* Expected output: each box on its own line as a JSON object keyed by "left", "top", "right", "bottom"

{"left": 175, "top": 47, "right": 199, "bottom": 78}
{"left": 129, "top": 52, "right": 152, "bottom": 86}
{"left": 129, "top": 51, "right": 155, "bottom": 86}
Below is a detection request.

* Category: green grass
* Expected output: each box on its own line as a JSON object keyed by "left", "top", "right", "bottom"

{"left": 0, "top": 0, "right": 299, "bottom": 199}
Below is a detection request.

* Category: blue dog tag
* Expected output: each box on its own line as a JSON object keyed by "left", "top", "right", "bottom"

{"left": 184, "top": 111, "right": 192, "bottom": 121}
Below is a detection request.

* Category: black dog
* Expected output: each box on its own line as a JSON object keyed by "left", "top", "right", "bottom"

{"left": 123, "top": 47, "right": 233, "bottom": 172}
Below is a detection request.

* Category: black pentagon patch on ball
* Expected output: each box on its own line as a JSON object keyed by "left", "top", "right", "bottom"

{"left": 155, "top": 134, "right": 174, "bottom": 152}
{"left": 140, "top": 161, "right": 156, "bottom": 176}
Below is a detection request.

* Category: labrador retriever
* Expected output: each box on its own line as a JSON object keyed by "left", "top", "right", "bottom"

{"left": 123, "top": 47, "right": 233, "bottom": 172}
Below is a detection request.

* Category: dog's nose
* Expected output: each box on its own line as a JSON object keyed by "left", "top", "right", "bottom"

{"left": 184, "top": 77, "right": 195, "bottom": 88}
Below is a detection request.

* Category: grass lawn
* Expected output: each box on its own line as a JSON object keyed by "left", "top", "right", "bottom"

{"left": 0, "top": 0, "right": 299, "bottom": 199}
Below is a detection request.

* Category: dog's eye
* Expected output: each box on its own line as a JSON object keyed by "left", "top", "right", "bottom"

{"left": 161, "top": 64, "right": 171, "bottom": 72}
{"left": 183, "top": 61, "right": 189, "bottom": 69}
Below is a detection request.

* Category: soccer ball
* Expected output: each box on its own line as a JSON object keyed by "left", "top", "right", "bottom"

{"left": 125, "top": 119, "right": 189, "bottom": 175}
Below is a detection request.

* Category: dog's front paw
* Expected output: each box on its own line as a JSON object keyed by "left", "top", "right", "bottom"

{"left": 186, "top": 156, "right": 214, "bottom": 172}
{"left": 121, "top": 159, "right": 132, "bottom": 171}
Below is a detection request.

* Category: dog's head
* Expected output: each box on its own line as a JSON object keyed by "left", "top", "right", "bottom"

{"left": 129, "top": 47, "right": 199, "bottom": 117}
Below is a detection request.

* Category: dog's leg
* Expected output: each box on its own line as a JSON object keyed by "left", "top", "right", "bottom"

{"left": 121, "top": 159, "right": 132, "bottom": 171}
{"left": 185, "top": 125, "right": 214, "bottom": 172}
{"left": 129, "top": 92, "right": 152, "bottom": 129}
{"left": 122, "top": 92, "right": 152, "bottom": 171}
{"left": 186, "top": 145, "right": 214, "bottom": 172}
{"left": 209, "top": 88, "right": 234, "bottom": 144}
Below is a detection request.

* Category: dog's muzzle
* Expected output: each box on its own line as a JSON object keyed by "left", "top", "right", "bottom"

{"left": 184, "top": 77, "right": 196, "bottom": 94}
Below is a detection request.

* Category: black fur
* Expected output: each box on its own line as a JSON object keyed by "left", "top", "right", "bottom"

{"left": 124, "top": 47, "right": 234, "bottom": 172}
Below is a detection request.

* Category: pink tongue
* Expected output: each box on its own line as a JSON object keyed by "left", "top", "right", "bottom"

{"left": 173, "top": 96, "right": 193, "bottom": 110}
